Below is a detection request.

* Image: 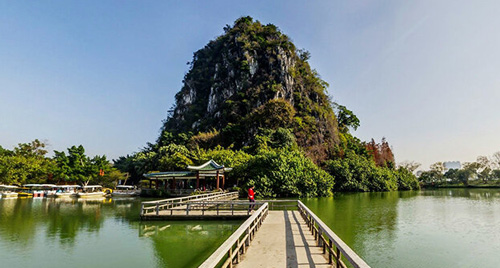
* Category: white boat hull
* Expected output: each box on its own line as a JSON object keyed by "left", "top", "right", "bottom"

{"left": 77, "top": 192, "right": 105, "bottom": 198}
{"left": 111, "top": 191, "right": 140, "bottom": 197}
{"left": 2, "top": 192, "right": 18, "bottom": 198}
{"left": 55, "top": 192, "right": 77, "bottom": 198}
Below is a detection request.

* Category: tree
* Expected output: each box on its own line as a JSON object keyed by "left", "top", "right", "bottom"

{"left": 0, "top": 140, "right": 54, "bottom": 185}
{"left": 156, "top": 144, "right": 194, "bottom": 171}
{"left": 492, "top": 151, "right": 500, "bottom": 169}
{"left": 419, "top": 170, "right": 442, "bottom": 184}
{"left": 233, "top": 148, "right": 334, "bottom": 197}
{"left": 476, "top": 156, "right": 492, "bottom": 182}
{"left": 365, "top": 138, "right": 395, "bottom": 168}
{"left": 53, "top": 145, "right": 115, "bottom": 186}
{"left": 444, "top": 168, "right": 459, "bottom": 183}
{"left": 398, "top": 161, "right": 421, "bottom": 173}
{"left": 333, "top": 103, "right": 360, "bottom": 132}
{"left": 456, "top": 168, "right": 473, "bottom": 186}
{"left": 430, "top": 162, "right": 445, "bottom": 173}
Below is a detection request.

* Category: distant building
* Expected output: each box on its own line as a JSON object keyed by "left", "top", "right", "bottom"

{"left": 443, "top": 161, "right": 461, "bottom": 172}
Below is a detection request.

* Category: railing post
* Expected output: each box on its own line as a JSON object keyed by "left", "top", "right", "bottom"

{"left": 155, "top": 203, "right": 159, "bottom": 216}
{"left": 329, "top": 239, "right": 333, "bottom": 264}
{"left": 236, "top": 239, "right": 240, "bottom": 263}
{"left": 140, "top": 204, "right": 144, "bottom": 216}
{"left": 186, "top": 203, "right": 190, "bottom": 215}
{"left": 318, "top": 229, "right": 323, "bottom": 247}
{"left": 246, "top": 227, "right": 251, "bottom": 246}
{"left": 336, "top": 247, "right": 341, "bottom": 267}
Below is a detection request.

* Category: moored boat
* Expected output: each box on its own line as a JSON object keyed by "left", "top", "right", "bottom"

{"left": 77, "top": 185, "right": 105, "bottom": 198}
{"left": 24, "top": 184, "right": 57, "bottom": 198}
{"left": 0, "top": 185, "right": 19, "bottom": 198}
{"left": 111, "top": 185, "right": 140, "bottom": 197}
{"left": 17, "top": 187, "right": 33, "bottom": 198}
{"left": 53, "top": 185, "right": 81, "bottom": 198}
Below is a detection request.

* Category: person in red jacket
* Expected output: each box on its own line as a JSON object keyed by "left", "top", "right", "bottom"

{"left": 248, "top": 185, "right": 255, "bottom": 212}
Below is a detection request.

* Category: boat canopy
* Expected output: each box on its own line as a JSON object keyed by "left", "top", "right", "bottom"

{"left": 24, "top": 184, "right": 57, "bottom": 188}
{"left": 0, "top": 185, "right": 18, "bottom": 189}
{"left": 83, "top": 185, "right": 102, "bottom": 188}
{"left": 116, "top": 185, "right": 135, "bottom": 189}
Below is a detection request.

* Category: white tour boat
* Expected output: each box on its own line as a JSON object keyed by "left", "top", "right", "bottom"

{"left": 77, "top": 185, "right": 105, "bottom": 198}
{"left": 53, "top": 185, "right": 81, "bottom": 198}
{"left": 111, "top": 185, "right": 140, "bottom": 197}
{"left": 0, "top": 185, "right": 19, "bottom": 198}
{"left": 24, "top": 184, "right": 57, "bottom": 198}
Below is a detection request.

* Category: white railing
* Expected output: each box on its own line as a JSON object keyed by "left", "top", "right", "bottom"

{"left": 199, "top": 203, "right": 269, "bottom": 268}
{"left": 140, "top": 192, "right": 238, "bottom": 216}
{"left": 298, "top": 201, "right": 371, "bottom": 268}
{"left": 159, "top": 200, "right": 265, "bottom": 216}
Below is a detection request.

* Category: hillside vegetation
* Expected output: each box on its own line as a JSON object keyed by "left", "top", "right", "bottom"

{"left": 113, "top": 17, "right": 419, "bottom": 197}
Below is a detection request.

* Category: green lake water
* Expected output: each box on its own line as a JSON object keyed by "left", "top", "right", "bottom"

{"left": 0, "top": 198, "right": 241, "bottom": 268}
{"left": 1, "top": 189, "right": 499, "bottom": 267}
{"left": 302, "top": 189, "right": 500, "bottom": 268}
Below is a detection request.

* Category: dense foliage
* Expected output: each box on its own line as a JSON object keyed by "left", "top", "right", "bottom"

{"left": 233, "top": 149, "right": 334, "bottom": 197}
{"left": 0, "top": 140, "right": 122, "bottom": 187}
{"left": 419, "top": 152, "right": 500, "bottom": 187}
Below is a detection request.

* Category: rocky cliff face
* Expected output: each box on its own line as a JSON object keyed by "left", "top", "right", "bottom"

{"left": 162, "top": 17, "right": 339, "bottom": 161}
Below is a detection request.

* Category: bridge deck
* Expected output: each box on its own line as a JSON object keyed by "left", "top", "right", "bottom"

{"left": 140, "top": 192, "right": 242, "bottom": 220}
{"left": 236, "top": 210, "right": 332, "bottom": 268}
{"left": 141, "top": 208, "right": 250, "bottom": 220}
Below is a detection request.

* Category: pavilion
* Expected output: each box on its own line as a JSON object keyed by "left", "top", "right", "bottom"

{"left": 143, "top": 160, "right": 232, "bottom": 193}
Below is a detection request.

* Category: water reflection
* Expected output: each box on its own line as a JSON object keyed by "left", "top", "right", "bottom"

{"left": 141, "top": 221, "right": 240, "bottom": 267}
{"left": 302, "top": 189, "right": 500, "bottom": 268}
{"left": 0, "top": 197, "right": 242, "bottom": 268}
{"left": 302, "top": 191, "right": 418, "bottom": 266}
{"left": 420, "top": 188, "right": 500, "bottom": 200}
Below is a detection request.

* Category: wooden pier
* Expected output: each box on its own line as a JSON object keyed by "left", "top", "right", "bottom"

{"left": 139, "top": 193, "right": 371, "bottom": 267}
{"left": 140, "top": 191, "right": 245, "bottom": 220}
{"left": 198, "top": 200, "right": 371, "bottom": 268}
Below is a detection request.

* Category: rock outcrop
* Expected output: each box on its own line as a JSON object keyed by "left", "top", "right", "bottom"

{"left": 161, "top": 16, "right": 339, "bottom": 161}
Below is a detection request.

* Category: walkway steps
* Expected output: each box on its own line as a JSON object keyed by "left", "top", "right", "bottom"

{"left": 236, "top": 210, "right": 331, "bottom": 268}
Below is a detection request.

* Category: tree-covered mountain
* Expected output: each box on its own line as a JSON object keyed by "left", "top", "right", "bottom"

{"left": 161, "top": 16, "right": 338, "bottom": 163}
{"left": 114, "top": 16, "right": 419, "bottom": 197}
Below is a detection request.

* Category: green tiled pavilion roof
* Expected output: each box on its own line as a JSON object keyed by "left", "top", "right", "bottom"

{"left": 143, "top": 171, "right": 195, "bottom": 179}
{"left": 187, "top": 159, "right": 225, "bottom": 171}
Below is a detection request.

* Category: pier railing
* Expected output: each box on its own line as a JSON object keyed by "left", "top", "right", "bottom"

{"left": 199, "top": 202, "right": 269, "bottom": 268}
{"left": 140, "top": 192, "right": 238, "bottom": 216}
{"left": 257, "top": 199, "right": 298, "bottom": 210}
{"left": 298, "top": 201, "right": 371, "bottom": 268}
{"left": 154, "top": 200, "right": 264, "bottom": 216}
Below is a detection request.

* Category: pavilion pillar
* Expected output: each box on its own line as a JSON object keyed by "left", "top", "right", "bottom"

{"left": 196, "top": 172, "right": 200, "bottom": 189}
{"left": 155, "top": 179, "right": 159, "bottom": 190}
{"left": 164, "top": 180, "right": 168, "bottom": 190}
{"left": 172, "top": 177, "right": 176, "bottom": 190}
{"left": 222, "top": 174, "right": 225, "bottom": 190}
{"left": 149, "top": 180, "right": 152, "bottom": 189}
{"left": 216, "top": 170, "right": 220, "bottom": 190}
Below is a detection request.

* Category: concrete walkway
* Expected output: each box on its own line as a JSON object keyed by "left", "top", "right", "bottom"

{"left": 236, "top": 210, "right": 332, "bottom": 268}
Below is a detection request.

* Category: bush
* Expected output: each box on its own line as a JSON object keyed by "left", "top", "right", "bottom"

{"left": 233, "top": 148, "right": 334, "bottom": 198}
{"left": 325, "top": 152, "right": 419, "bottom": 192}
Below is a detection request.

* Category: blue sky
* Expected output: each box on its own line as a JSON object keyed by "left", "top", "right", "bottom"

{"left": 1, "top": 1, "right": 499, "bottom": 169}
